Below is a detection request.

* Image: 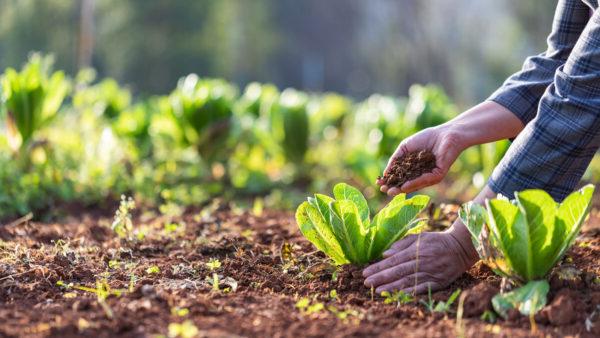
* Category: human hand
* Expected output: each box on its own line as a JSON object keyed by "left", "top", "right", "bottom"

{"left": 377, "top": 124, "right": 465, "bottom": 196}
{"left": 362, "top": 221, "right": 478, "bottom": 294}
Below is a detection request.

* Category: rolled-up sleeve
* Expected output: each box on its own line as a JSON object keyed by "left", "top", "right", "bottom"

{"left": 488, "top": 0, "right": 589, "bottom": 125}
{"left": 489, "top": 8, "right": 600, "bottom": 201}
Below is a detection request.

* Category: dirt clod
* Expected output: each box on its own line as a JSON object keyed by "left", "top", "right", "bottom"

{"left": 462, "top": 282, "right": 498, "bottom": 317}
{"left": 541, "top": 289, "right": 578, "bottom": 326}
{"left": 378, "top": 150, "right": 437, "bottom": 189}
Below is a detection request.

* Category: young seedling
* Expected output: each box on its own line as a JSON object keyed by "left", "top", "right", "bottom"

{"left": 112, "top": 195, "right": 135, "bottom": 240}
{"left": 207, "top": 273, "right": 220, "bottom": 292}
{"left": 434, "top": 289, "right": 461, "bottom": 313}
{"left": 164, "top": 222, "right": 185, "bottom": 237}
{"left": 57, "top": 279, "right": 127, "bottom": 318}
{"left": 480, "top": 310, "right": 497, "bottom": 323}
{"left": 146, "top": 266, "right": 160, "bottom": 275}
{"left": 420, "top": 287, "right": 461, "bottom": 314}
{"left": 206, "top": 258, "right": 221, "bottom": 270}
{"left": 296, "top": 183, "right": 429, "bottom": 265}
{"left": 167, "top": 320, "right": 199, "bottom": 338}
{"left": 295, "top": 297, "right": 325, "bottom": 315}
{"left": 329, "top": 289, "right": 339, "bottom": 302}
{"left": 129, "top": 274, "right": 137, "bottom": 293}
{"left": 171, "top": 307, "right": 190, "bottom": 317}
{"left": 380, "top": 290, "right": 414, "bottom": 308}
{"left": 459, "top": 185, "right": 595, "bottom": 318}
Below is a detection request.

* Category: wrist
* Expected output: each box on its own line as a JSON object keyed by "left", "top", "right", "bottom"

{"left": 436, "top": 122, "right": 470, "bottom": 152}
{"left": 446, "top": 221, "right": 479, "bottom": 267}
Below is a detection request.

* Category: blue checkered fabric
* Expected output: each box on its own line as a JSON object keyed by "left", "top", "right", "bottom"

{"left": 487, "top": 0, "right": 600, "bottom": 201}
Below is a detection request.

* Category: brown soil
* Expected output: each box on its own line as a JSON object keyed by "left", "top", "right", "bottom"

{"left": 0, "top": 204, "right": 599, "bottom": 337}
{"left": 378, "top": 150, "right": 437, "bottom": 189}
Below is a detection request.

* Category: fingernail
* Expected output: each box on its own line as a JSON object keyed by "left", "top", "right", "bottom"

{"left": 364, "top": 278, "right": 373, "bottom": 286}
{"left": 383, "top": 250, "right": 392, "bottom": 256}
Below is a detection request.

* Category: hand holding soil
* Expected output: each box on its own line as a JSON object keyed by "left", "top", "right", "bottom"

{"left": 378, "top": 125, "right": 466, "bottom": 195}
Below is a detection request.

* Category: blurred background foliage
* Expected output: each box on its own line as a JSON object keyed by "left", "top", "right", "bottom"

{"left": 3, "top": 0, "right": 597, "bottom": 221}
{"left": 0, "top": 0, "right": 554, "bottom": 103}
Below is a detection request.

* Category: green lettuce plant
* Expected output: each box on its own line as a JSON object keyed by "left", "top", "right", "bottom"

{"left": 1, "top": 54, "right": 70, "bottom": 153}
{"left": 165, "top": 74, "right": 238, "bottom": 163}
{"left": 271, "top": 89, "right": 309, "bottom": 164}
{"left": 459, "top": 184, "right": 595, "bottom": 317}
{"left": 296, "top": 183, "right": 429, "bottom": 265}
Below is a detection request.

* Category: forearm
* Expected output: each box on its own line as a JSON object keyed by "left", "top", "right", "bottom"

{"left": 441, "top": 101, "right": 524, "bottom": 149}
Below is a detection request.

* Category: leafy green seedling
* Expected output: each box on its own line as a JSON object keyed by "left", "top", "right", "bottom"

{"left": 129, "top": 274, "right": 137, "bottom": 292}
{"left": 164, "top": 222, "right": 184, "bottom": 235}
{"left": 420, "top": 287, "right": 461, "bottom": 313}
{"left": 206, "top": 258, "right": 221, "bottom": 270}
{"left": 433, "top": 289, "right": 461, "bottom": 313}
{"left": 381, "top": 290, "right": 414, "bottom": 308}
{"left": 57, "top": 279, "right": 126, "bottom": 318}
{"left": 168, "top": 320, "right": 199, "bottom": 338}
{"left": 480, "top": 310, "right": 497, "bottom": 323}
{"left": 171, "top": 307, "right": 190, "bottom": 317}
{"left": 112, "top": 195, "right": 135, "bottom": 239}
{"left": 205, "top": 274, "right": 237, "bottom": 293}
{"left": 146, "top": 266, "right": 160, "bottom": 274}
{"left": 459, "top": 185, "right": 594, "bottom": 317}
{"left": 329, "top": 289, "right": 338, "bottom": 302}
{"left": 296, "top": 183, "right": 429, "bottom": 264}
{"left": 295, "top": 297, "right": 325, "bottom": 315}
{"left": 1, "top": 53, "right": 70, "bottom": 154}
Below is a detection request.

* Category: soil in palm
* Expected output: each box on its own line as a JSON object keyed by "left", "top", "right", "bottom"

{"left": 379, "top": 150, "right": 437, "bottom": 189}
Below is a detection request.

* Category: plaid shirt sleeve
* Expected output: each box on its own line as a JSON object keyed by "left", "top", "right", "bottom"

{"left": 489, "top": 6, "right": 600, "bottom": 201}
{"left": 487, "top": 0, "right": 590, "bottom": 125}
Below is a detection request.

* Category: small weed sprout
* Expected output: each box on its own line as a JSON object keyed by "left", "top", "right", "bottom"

{"left": 164, "top": 222, "right": 184, "bottom": 236}
{"left": 420, "top": 287, "right": 462, "bottom": 313}
{"left": 207, "top": 273, "right": 220, "bottom": 292}
{"left": 381, "top": 290, "right": 414, "bottom": 308}
{"left": 480, "top": 310, "right": 497, "bottom": 323}
{"left": 57, "top": 279, "right": 127, "bottom": 319}
{"left": 295, "top": 297, "right": 325, "bottom": 315}
{"left": 168, "top": 320, "right": 199, "bottom": 338}
{"left": 171, "top": 307, "right": 190, "bottom": 317}
{"left": 112, "top": 195, "right": 135, "bottom": 240}
{"left": 146, "top": 266, "right": 160, "bottom": 275}
{"left": 206, "top": 258, "right": 222, "bottom": 271}
{"left": 129, "top": 274, "right": 137, "bottom": 292}
{"left": 420, "top": 287, "right": 436, "bottom": 312}
{"left": 329, "top": 289, "right": 338, "bottom": 302}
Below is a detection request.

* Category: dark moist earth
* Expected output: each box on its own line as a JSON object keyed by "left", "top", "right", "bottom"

{"left": 379, "top": 150, "right": 437, "bottom": 189}
{"left": 1, "top": 204, "right": 599, "bottom": 338}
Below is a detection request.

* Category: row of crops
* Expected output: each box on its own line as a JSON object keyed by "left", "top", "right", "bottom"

{"left": 0, "top": 54, "right": 511, "bottom": 219}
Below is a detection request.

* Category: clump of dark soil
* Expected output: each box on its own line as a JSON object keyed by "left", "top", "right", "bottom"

{"left": 378, "top": 150, "right": 437, "bottom": 189}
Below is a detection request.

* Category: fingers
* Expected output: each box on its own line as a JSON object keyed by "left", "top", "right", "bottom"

{"left": 380, "top": 185, "right": 389, "bottom": 193}
{"left": 399, "top": 168, "right": 444, "bottom": 193}
{"left": 374, "top": 272, "right": 428, "bottom": 293}
{"left": 386, "top": 187, "right": 401, "bottom": 196}
{"left": 363, "top": 261, "right": 417, "bottom": 288}
{"left": 362, "top": 249, "right": 417, "bottom": 278}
